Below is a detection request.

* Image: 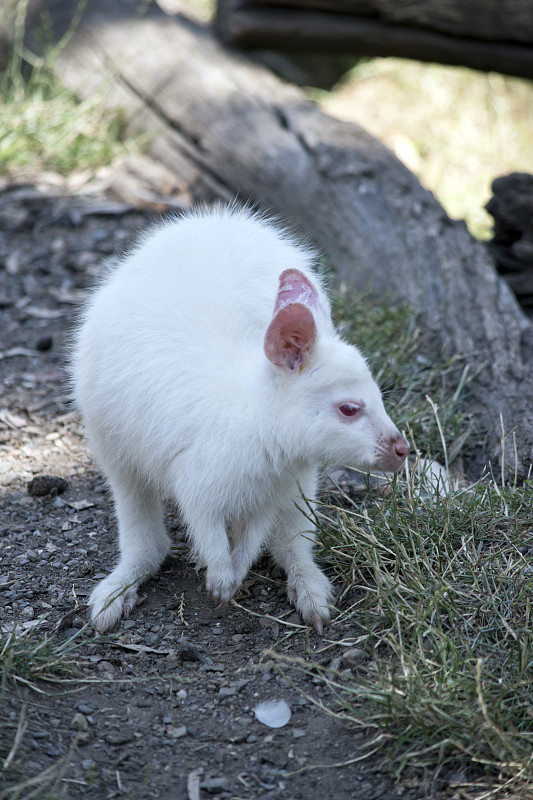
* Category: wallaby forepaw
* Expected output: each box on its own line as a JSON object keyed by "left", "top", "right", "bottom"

{"left": 89, "top": 578, "right": 138, "bottom": 633}
{"left": 205, "top": 565, "right": 239, "bottom": 605}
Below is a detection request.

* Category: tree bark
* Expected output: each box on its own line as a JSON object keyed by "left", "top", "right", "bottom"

{"left": 215, "top": 0, "right": 533, "bottom": 79}
{"left": 217, "top": 0, "right": 533, "bottom": 44}
{"left": 32, "top": 0, "right": 533, "bottom": 476}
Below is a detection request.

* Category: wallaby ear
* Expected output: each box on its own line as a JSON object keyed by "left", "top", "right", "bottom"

{"left": 264, "top": 303, "right": 317, "bottom": 373}
{"left": 274, "top": 269, "right": 321, "bottom": 315}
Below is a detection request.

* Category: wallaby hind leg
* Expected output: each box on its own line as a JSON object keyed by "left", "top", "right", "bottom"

{"left": 89, "top": 469, "right": 170, "bottom": 632}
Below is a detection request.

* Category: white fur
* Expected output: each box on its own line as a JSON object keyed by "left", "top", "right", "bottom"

{"left": 72, "top": 205, "right": 408, "bottom": 633}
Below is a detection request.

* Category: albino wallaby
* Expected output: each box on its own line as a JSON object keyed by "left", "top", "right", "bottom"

{"left": 72, "top": 206, "right": 408, "bottom": 634}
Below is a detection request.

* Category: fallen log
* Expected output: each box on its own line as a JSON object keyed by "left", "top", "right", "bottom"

{"left": 215, "top": 0, "right": 533, "bottom": 79}
{"left": 27, "top": 0, "right": 533, "bottom": 476}
{"left": 217, "top": 0, "right": 533, "bottom": 78}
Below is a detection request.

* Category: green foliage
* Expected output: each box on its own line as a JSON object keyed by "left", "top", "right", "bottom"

{"left": 0, "top": 0, "right": 139, "bottom": 176}
{"left": 310, "top": 477, "right": 533, "bottom": 796}
{"left": 0, "top": 623, "right": 89, "bottom": 799}
{"left": 261, "top": 295, "right": 533, "bottom": 797}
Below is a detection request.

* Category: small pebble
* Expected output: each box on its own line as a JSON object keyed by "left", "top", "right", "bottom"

{"left": 178, "top": 642, "right": 201, "bottom": 662}
{"left": 218, "top": 686, "right": 237, "bottom": 697}
{"left": 35, "top": 334, "right": 53, "bottom": 351}
{"left": 166, "top": 725, "right": 187, "bottom": 739}
{"left": 340, "top": 647, "right": 367, "bottom": 667}
{"left": 105, "top": 731, "right": 135, "bottom": 745}
{"left": 27, "top": 475, "right": 68, "bottom": 497}
{"left": 76, "top": 703, "right": 95, "bottom": 715}
{"left": 70, "top": 713, "right": 89, "bottom": 732}
{"left": 97, "top": 661, "right": 115, "bottom": 674}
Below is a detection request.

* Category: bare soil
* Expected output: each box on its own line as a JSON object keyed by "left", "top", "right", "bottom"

{"left": 0, "top": 171, "right": 447, "bottom": 800}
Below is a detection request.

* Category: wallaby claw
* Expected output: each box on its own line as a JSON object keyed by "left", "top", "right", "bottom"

{"left": 312, "top": 614, "right": 324, "bottom": 635}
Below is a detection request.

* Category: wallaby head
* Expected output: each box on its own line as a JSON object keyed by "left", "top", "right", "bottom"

{"left": 263, "top": 267, "right": 408, "bottom": 474}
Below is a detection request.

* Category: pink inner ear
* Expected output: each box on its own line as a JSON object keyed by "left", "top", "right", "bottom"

{"left": 274, "top": 269, "right": 321, "bottom": 314}
{"left": 264, "top": 303, "right": 317, "bottom": 372}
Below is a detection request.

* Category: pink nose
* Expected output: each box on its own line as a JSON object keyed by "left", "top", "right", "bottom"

{"left": 394, "top": 437, "right": 409, "bottom": 462}
{"left": 376, "top": 433, "right": 410, "bottom": 472}
{"left": 380, "top": 434, "right": 409, "bottom": 472}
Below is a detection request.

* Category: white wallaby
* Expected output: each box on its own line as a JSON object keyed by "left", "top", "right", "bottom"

{"left": 72, "top": 205, "right": 408, "bottom": 634}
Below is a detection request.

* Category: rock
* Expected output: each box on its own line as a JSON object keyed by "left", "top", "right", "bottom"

{"left": 486, "top": 172, "right": 533, "bottom": 307}
{"left": 340, "top": 647, "right": 368, "bottom": 668}
{"left": 105, "top": 731, "right": 135, "bottom": 745}
{"left": 96, "top": 661, "right": 115, "bottom": 675}
{"left": 35, "top": 334, "right": 53, "bottom": 351}
{"left": 177, "top": 641, "right": 202, "bottom": 662}
{"left": 218, "top": 686, "right": 237, "bottom": 697}
{"left": 27, "top": 475, "right": 68, "bottom": 497}
{"left": 76, "top": 702, "right": 96, "bottom": 715}
{"left": 166, "top": 724, "right": 187, "bottom": 739}
{"left": 70, "top": 712, "right": 89, "bottom": 732}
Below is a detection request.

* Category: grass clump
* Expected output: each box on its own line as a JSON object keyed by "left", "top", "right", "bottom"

{"left": 0, "top": 622, "right": 89, "bottom": 799}
{"left": 0, "top": 623, "right": 86, "bottom": 692}
{"left": 309, "top": 476, "right": 533, "bottom": 797}
{"left": 0, "top": 0, "right": 140, "bottom": 177}
{"left": 266, "top": 297, "right": 531, "bottom": 797}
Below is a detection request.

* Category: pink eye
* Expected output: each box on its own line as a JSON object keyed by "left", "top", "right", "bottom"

{"left": 338, "top": 403, "right": 360, "bottom": 418}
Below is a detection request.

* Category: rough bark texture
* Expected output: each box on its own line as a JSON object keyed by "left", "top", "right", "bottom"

{"left": 216, "top": 0, "right": 533, "bottom": 79}
{"left": 28, "top": 0, "right": 533, "bottom": 475}
{"left": 218, "top": 0, "right": 533, "bottom": 43}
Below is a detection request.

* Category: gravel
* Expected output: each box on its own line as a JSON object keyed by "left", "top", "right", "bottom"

{"left": 0, "top": 172, "right": 449, "bottom": 800}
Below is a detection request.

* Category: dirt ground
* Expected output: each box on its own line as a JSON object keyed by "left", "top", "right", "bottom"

{"left": 0, "top": 170, "right": 453, "bottom": 800}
